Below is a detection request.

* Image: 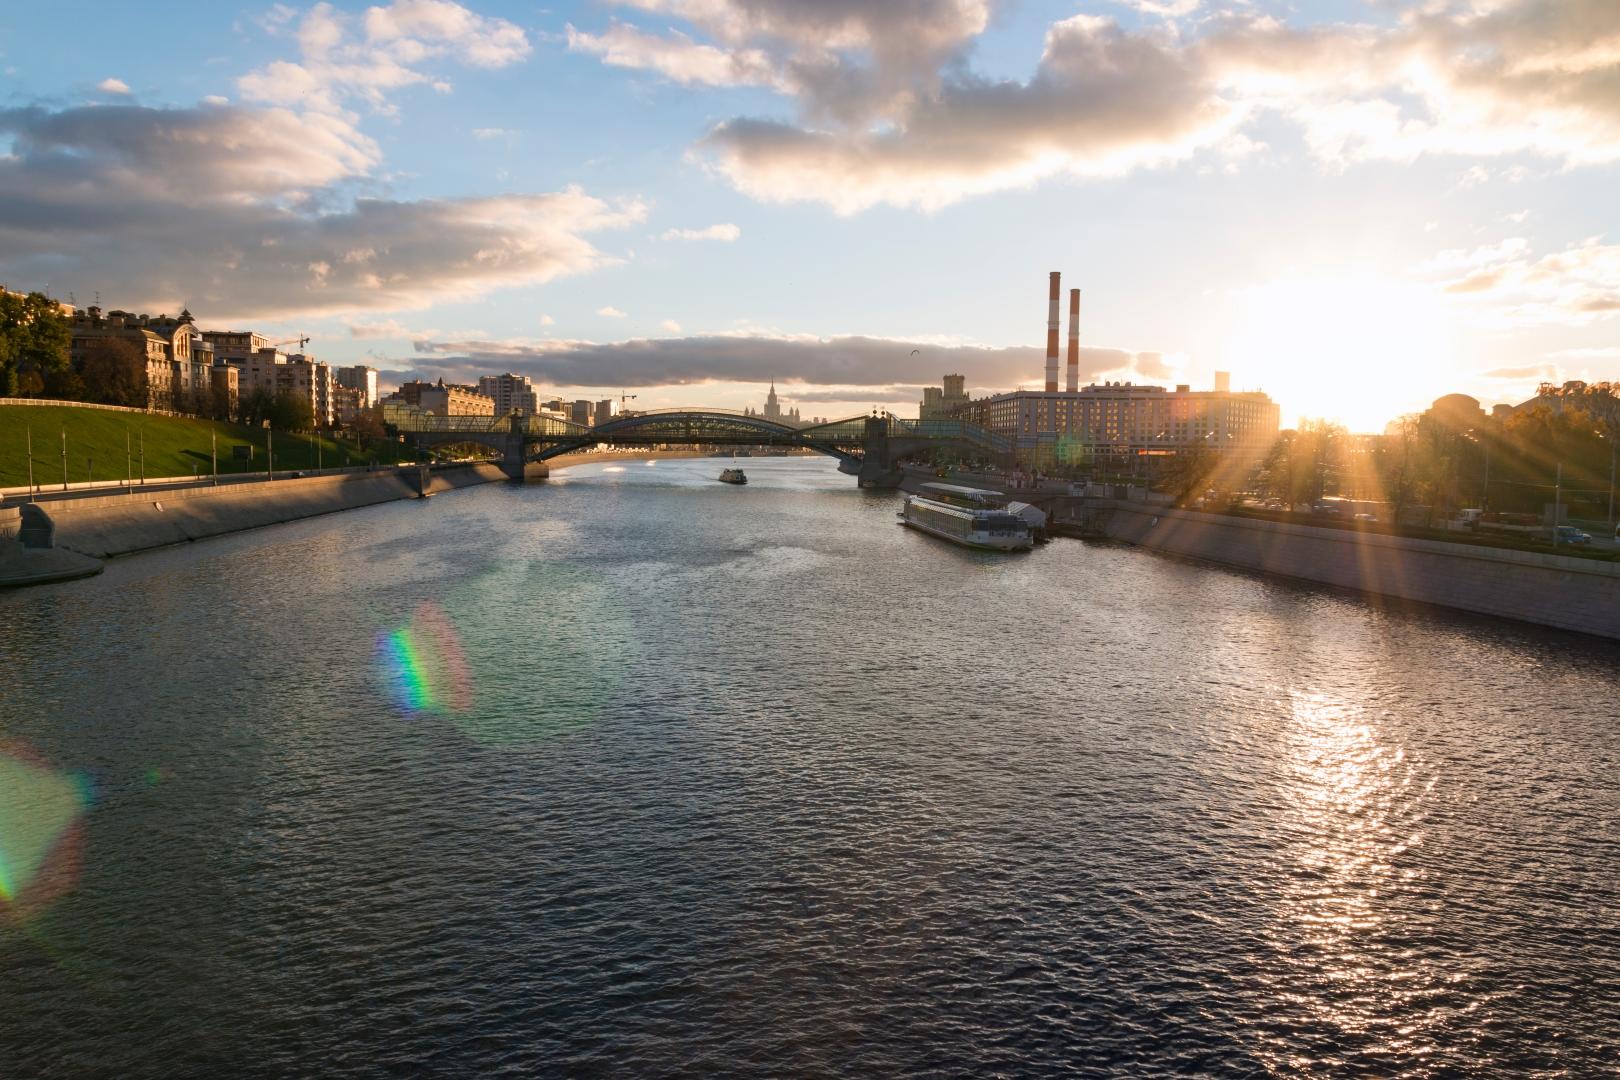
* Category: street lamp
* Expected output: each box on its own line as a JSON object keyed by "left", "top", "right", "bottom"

{"left": 1597, "top": 429, "right": 1616, "bottom": 527}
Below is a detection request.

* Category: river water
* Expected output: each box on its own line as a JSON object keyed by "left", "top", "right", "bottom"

{"left": 1, "top": 457, "right": 1617, "bottom": 1077}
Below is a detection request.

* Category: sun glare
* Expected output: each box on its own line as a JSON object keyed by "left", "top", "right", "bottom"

{"left": 1227, "top": 278, "right": 1457, "bottom": 432}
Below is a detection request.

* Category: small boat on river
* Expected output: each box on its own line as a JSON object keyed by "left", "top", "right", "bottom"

{"left": 718, "top": 468, "right": 748, "bottom": 485}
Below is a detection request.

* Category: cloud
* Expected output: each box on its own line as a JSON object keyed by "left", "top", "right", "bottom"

{"left": 1482, "top": 364, "right": 1556, "bottom": 379}
{"left": 96, "top": 77, "right": 132, "bottom": 95}
{"left": 0, "top": 103, "right": 642, "bottom": 323}
{"left": 1421, "top": 236, "right": 1620, "bottom": 327}
{"left": 539, "top": 313, "right": 555, "bottom": 326}
{"left": 471, "top": 126, "right": 514, "bottom": 140}
{"left": 566, "top": 22, "right": 778, "bottom": 89}
{"left": 347, "top": 318, "right": 431, "bottom": 339}
{"left": 660, "top": 319, "right": 682, "bottom": 333}
{"left": 404, "top": 331, "right": 1162, "bottom": 389}
{"left": 659, "top": 223, "right": 741, "bottom": 242}
{"left": 573, "top": 0, "right": 1620, "bottom": 212}
{"left": 701, "top": 14, "right": 1236, "bottom": 213}
{"left": 597, "top": 306, "right": 628, "bottom": 317}
{"left": 239, "top": 0, "right": 530, "bottom": 114}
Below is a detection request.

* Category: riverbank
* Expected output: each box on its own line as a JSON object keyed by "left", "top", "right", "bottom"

{"left": 0, "top": 450, "right": 741, "bottom": 585}
{"left": 15, "top": 464, "right": 500, "bottom": 563}
{"left": 1094, "top": 501, "right": 1620, "bottom": 641}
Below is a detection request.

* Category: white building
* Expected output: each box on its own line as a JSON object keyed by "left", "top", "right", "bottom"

{"left": 477, "top": 372, "right": 540, "bottom": 417}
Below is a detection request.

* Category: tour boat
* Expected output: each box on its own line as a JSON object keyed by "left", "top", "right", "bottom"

{"left": 900, "top": 483, "right": 1034, "bottom": 551}
{"left": 718, "top": 468, "right": 748, "bottom": 485}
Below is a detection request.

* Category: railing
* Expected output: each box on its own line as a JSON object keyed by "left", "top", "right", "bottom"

{"left": 0, "top": 396, "right": 191, "bottom": 417}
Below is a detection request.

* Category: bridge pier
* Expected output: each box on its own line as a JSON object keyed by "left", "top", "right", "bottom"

{"left": 857, "top": 415, "right": 903, "bottom": 488}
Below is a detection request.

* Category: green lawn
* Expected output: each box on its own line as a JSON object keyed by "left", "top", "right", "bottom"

{"left": 0, "top": 404, "right": 411, "bottom": 488}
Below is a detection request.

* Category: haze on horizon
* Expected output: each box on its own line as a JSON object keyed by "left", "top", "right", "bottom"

{"left": 2, "top": 0, "right": 1617, "bottom": 433}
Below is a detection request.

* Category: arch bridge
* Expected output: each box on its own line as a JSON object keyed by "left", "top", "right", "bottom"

{"left": 395, "top": 409, "right": 1012, "bottom": 487}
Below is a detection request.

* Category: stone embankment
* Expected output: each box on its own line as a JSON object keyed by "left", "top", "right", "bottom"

{"left": 1090, "top": 501, "right": 1620, "bottom": 641}
{"left": 0, "top": 464, "right": 504, "bottom": 584}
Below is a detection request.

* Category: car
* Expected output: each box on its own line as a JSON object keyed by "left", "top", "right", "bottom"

{"left": 1353, "top": 512, "right": 1376, "bottom": 522}
{"left": 1554, "top": 525, "right": 1592, "bottom": 545}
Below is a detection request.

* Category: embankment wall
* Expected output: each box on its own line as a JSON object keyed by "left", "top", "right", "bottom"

{"left": 40, "top": 464, "right": 504, "bottom": 559}
{"left": 1099, "top": 502, "right": 1620, "bottom": 641}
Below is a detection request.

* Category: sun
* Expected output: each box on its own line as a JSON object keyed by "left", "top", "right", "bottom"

{"left": 1226, "top": 276, "right": 1458, "bottom": 432}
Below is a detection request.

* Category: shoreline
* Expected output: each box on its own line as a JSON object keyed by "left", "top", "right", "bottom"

{"left": 0, "top": 451, "right": 755, "bottom": 586}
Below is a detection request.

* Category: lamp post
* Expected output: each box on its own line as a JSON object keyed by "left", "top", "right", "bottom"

{"left": 1554, "top": 461, "right": 1563, "bottom": 546}
{"left": 60, "top": 427, "right": 67, "bottom": 490}
{"left": 25, "top": 427, "right": 34, "bottom": 501}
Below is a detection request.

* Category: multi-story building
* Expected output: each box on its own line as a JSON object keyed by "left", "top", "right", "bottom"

{"left": 477, "top": 373, "right": 540, "bottom": 416}
{"left": 976, "top": 374, "right": 1280, "bottom": 470}
{"left": 332, "top": 385, "right": 366, "bottom": 427}
{"left": 219, "top": 345, "right": 334, "bottom": 425}
{"left": 200, "top": 329, "right": 272, "bottom": 364}
{"left": 744, "top": 379, "right": 805, "bottom": 426}
{"left": 568, "top": 399, "right": 594, "bottom": 426}
{"left": 417, "top": 380, "right": 495, "bottom": 416}
{"left": 919, "top": 373, "right": 970, "bottom": 420}
{"left": 69, "top": 306, "right": 234, "bottom": 411}
{"left": 335, "top": 365, "right": 379, "bottom": 408}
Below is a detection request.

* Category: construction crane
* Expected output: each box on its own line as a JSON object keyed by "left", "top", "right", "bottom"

{"left": 618, "top": 391, "right": 639, "bottom": 415}
{"left": 270, "top": 335, "right": 311, "bottom": 352}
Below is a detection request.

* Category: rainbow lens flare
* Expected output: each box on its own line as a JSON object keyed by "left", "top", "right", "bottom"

{"left": 0, "top": 742, "right": 93, "bottom": 920}
{"left": 377, "top": 601, "right": 474, "bottom": 716}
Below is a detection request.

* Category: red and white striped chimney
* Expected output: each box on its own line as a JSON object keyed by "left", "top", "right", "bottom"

{"left": 1045, "top": 272, "right": 1060, "bottom": 393}
{"left": 1066, "top": 288, "right": 1080, "bottom": 393}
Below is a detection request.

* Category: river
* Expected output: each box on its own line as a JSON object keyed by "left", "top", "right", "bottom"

{"left": 2, "top": 456, "right": 1617, "bottom": 1077}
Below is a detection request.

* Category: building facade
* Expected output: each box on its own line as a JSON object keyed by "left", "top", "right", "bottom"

{"left": 919, "top": 373, "right": 970, "bottom": 420}
{"left": 974, "top": 375, "right": 1280, "bottom": 469}
{"left": 69, "top": 306, "right": 234, "bottom": 411}
{"left": 744, "top": 379, "right": 806, "bottom": 426}
{"left": 477, "top": 373, "right": 540, "bottom": 417}
{"left": 417, "top": 380, "right": 495, "bottom": 416}
{"left": 335, "top": 365, "right": 380, "bottom": 408}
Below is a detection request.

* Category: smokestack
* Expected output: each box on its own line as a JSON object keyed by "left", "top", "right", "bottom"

{"left": 1045, "top": 272, "right": 1060, "bottom": 393}
{"left": 1066, "top": 288, "right": 1080, "bottom": 393}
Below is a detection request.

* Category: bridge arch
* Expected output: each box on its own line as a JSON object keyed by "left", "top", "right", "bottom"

{"left": 532, "top": 410, "right": 865, "bottom": 469}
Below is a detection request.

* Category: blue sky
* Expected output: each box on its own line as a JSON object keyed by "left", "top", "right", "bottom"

{"left": 2, "top": 1, "right": 1617, "bottom": 430}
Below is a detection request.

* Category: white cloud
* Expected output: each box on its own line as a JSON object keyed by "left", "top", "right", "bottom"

{"left": 539, "top": 313, "right": 555, "bottom": 326}
{"left": 471, "top": 126, "right": 513, "bottom": 140}
{"left": 239, "top": 0, "right": 531, "bottom": 114}
{"left": 597, "top": 306, "right": 628, "bottom": 317}
{"left": 96, "top": 77, "right": 132, "bottom": 95}
{"left": 0, "top": 103, "right": 642, "bottom": 323}
{"left": 659, "top": 222, "right": 741, "bottom": 242}
{"left": 574, "top": 0, "right": 1620, "bottom": 213}
{"left": 1420, "top": 236, "right": 1620, "bottom": 327}
{"left": 660, "top": 319, "right": 682, "bottom": 333}
{"left": 566, "top": 23, "right": 777, "bottom": 89}
{"left": 346, "top": 318, "right": 433, "bottom": 339}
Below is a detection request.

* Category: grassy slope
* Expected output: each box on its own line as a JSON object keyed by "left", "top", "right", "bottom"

{"left": 0, "top": 405, "right": 409, "bottom": 488}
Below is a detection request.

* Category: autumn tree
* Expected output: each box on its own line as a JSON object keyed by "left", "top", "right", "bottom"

{"left": 79, "top": 337, "right": 149, "bottom": 407}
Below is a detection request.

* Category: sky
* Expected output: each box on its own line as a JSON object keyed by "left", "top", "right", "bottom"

{"left": 2, "top": 0, "right": 1617, "bottom": 432}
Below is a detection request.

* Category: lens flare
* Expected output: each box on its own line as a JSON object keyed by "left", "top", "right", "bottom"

{"left": 0, "top": 742, "right": 93, "bottom": 921}
{"left": 377, "top": 601, "right": 474, "bottom": 716}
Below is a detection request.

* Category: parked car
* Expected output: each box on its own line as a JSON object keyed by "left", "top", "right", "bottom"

{"left": 1554, "top": 525, "right": 1592, "bottom": 545}
{"left": 1353, "top": 512, "right": 1377, "bottom": 522}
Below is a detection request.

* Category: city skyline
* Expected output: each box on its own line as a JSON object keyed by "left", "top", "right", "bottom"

{"left": 2, "top": 1, "right": 1617, "bottom": 431}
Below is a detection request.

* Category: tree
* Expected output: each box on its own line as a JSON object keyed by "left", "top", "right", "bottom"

{"left": 267, "top": 391, "right": 315, "bottom": 433}
{"left": 80, "top": 338, "right": 149, "bottom": 407}
{"left": 1160, "top": 443, "right": 1220, "bottom": 506}
{"left": 0, "top": 290, "right": 71, "bottom": 397}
